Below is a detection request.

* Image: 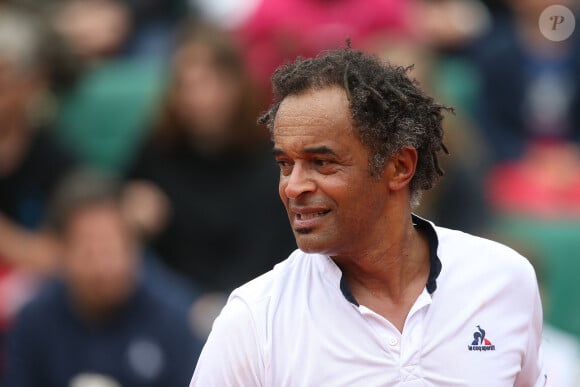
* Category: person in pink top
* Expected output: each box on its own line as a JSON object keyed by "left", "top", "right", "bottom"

{"left": 235, "top": 0, "right": 412, "bottom": 90}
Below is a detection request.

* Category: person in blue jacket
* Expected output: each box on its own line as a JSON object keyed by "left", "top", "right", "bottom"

{"left": 3, "top": 169, "right": 202, "bottom": 387}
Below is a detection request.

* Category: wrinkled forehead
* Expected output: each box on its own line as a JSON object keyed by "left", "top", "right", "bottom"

{"left": 273, "top": 86, "right": 354, "bottom": 133}
{"left": 272, "top": 87, "right": 366, "bottom": 158}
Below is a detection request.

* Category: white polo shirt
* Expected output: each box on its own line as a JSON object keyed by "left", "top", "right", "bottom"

{"left": 190, "top": 217, "right": 546, "bottom": 386}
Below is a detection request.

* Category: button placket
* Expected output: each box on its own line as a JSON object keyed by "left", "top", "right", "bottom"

{"left": 399, "top": 306, "right": 427, "bottom": 382}
{"left": 358, "top": 305, "right": 402, "bottom": 357}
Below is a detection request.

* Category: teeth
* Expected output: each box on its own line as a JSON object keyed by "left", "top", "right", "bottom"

{"left": 298, "top": 212, "right": 327, "bottom": 220}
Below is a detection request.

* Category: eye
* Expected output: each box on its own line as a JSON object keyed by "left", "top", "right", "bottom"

{"left": 314, "top": 159, "right": 330, "bottom": 167}
{"left": 276, "top": 159, "right": 293, "bottom": 176}
{"left": 311, "top": 158, "right": 339, "bottom": 175}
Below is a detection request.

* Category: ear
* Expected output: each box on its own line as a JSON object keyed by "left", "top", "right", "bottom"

{"left": 386, "top": 147, "right": 417, "bottom": 192}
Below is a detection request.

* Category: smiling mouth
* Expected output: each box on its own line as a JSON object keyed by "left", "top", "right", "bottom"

{"left": 296, "top": 210, "right": 330, "bottom": 220}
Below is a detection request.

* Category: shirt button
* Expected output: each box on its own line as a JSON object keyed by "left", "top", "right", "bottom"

{"left": 388, "top": 337, "right": 398, "bottom": 346}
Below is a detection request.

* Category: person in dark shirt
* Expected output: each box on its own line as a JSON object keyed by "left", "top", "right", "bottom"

{"left": 4, "top": 169, "right": 202, "bottom": 387}
{"left": 468, "top": 0, "right": 580, "bottom": 163}
{"left": 0, "top": 6, "right": 77, "bottom": 273}
{"left": 126, "top": 22, "right": 295, "bottom": 296}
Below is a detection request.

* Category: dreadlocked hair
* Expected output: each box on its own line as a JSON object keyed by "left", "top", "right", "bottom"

{"left": 258, "top": 47, "right": 452, "bottom": 205}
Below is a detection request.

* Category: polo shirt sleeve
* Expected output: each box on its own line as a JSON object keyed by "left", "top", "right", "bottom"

{"left": 189, "top": 296, "right": 264, "bottom": 386}
{"left": 515, "top": 267, "right": 547, "bottom": 387}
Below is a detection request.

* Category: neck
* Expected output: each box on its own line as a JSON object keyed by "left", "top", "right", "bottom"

{"left": 69, "top": 287, "right": 136, "bottom": 326}
{"left": 336, "top": 214, "right": 427, "bottom": 297}
{"left": 333, "top": 212, "right": 431, "bottom": 331}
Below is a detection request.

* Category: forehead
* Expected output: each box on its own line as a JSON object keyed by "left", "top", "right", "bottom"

{"left": 273, "top": 87, "right": 358, "bottom": 148}
{"left": 175, "top": 42, "right": 213, "bottom": 68}
{"left": 66, "top": 203, "right": 123, "bottom": 234}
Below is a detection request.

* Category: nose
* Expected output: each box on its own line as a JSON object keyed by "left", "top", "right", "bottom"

{"left": 282, "top": 163, "right": 316, "bottom": 199}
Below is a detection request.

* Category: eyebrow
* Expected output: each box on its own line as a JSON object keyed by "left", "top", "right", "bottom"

{"left": 272, "top": 148, "right": 285, "bottom": 157}
{"left": 272, "top": 146, "right": 338, "bottom": 157}
{"left": 304, "top": 146, "right": 337, "bottom": 156}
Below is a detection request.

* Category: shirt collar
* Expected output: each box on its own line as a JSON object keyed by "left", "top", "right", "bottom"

{"left": 339, "top": 214, "right": 442, "bottom": 306}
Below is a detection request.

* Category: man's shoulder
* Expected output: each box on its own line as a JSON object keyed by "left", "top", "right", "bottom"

{"left": 437, "top": 224, "right": 527, "bottom": 258}
{"left": 9, "top": 281, "right": 67, "bottom": 338}
{"left": 230, "top": 249, "right": 316, "bottom": 305}
{"left": 435, "top": 224, "right": 537, "bottom": 281}
{"left": 20, "top": 280, "right": 64, "bottom": 311}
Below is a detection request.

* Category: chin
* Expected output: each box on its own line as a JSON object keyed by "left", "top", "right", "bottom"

{"left": 294, "top": 234, "right": 334, "bottom": 255}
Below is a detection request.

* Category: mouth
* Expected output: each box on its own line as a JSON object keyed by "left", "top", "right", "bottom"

{"left": 291, "top": 208, "right": 331, "bottom": 232}
{"left": 295, "top": 210, "right": 330, "bottom": 220}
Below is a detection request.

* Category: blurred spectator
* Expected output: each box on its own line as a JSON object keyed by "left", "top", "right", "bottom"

{"left": 466, "top": 0, "right": 580, "bottom": 339}
{"left": 233, "top": 0, "right": 414, "bottom": 90}
{"left": 52, "top": 0, "right": 192, "bottom": 62}
{"left": 123, "top": 0, "right": 191, "bottom": 58}
{"left": 469, "top": 0, "right": 580, "bottom": 163}
{"left": 49, "top": 0, "right": 167, "bottom": 174}
{"left": 413, "top": 0, "right": 491, "bottom": 51}
{"left": 52, "top": 0, "right": 132, "bottom": 66}
{"left": 125, "top": 22, "right": 295, "bottom": 334}
{"left": 10, "top": 0, "right": 191, "bottom": 60}
{"left": 232, "top": 0, "right": 490, "bottom": 91}
{"left": 4, "top": 169, "right": 202, "bottom": 387}
{"left": 0, "top": 6, "right": 72, "bottom": 272}
{"left": 0, "top": 6, "right": 80, "bottom": 376}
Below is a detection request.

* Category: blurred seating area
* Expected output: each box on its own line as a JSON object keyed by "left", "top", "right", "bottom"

{"left": 0, "top": 0, "right": 579, "bottom": 385}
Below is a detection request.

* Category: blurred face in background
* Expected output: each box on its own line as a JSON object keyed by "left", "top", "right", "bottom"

{"left": 62, "top": 202, "right": 139, "bottom": 319}
{"left": 54, "top": 0, "right": 130, "bottom": 62}
{"left": 171, "top": 42, "right": 243, "bottom": 151}
{"left": 0, "top": 57, "right": 44, "bottom": 176}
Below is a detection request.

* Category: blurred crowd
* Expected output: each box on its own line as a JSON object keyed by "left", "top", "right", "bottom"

{"left": 0, "top": 0, "right": 578, "bottom": 386}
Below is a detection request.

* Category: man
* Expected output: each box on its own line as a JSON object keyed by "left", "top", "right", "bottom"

{"left": 190, "top": 48, "right": 545, "bottom": 386}
{"left": 4, "top": 169, "right": 201, "bottom": 387}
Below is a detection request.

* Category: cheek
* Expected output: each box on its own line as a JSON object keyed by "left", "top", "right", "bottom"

{"left": 336, "top": 179, "right": 386, "bottom": 217}
{"left": 278, "top": 179, "right": 286, "bottom": 201}
{"left": 98, "top": 241, "right": 136, "bottom": 276}
{"left": 319, "top": 175, "right": 355, "bottom": 201}
{"left": 109, "top": 253, "right": 137, "bottom": 280}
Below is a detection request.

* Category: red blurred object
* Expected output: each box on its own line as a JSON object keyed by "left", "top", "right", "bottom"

{"left": 235, "top": 0, "right": 412, "bottom": 90}
{"left": 487, "top": 142, "right": 580, "bottom": 218}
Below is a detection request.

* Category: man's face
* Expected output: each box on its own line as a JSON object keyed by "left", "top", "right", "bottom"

{"left": 273, "top": 86, "right": 392, "bottom": 257}
{"left": 63, "top": 203, "right": 138, "bottom": 313}
{"left": 172, "top": 43, "right": 241, "bottom": 143}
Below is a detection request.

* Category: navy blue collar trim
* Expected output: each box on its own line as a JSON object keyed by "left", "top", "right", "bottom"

{"left": 339, "top": 214, "right": 442, "bottom": 306}
{"left": 340, "top": 275, "right": 359, "bottom": 305}
{"left": 412, "top": 214, "right": 441, "bottom": 294}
